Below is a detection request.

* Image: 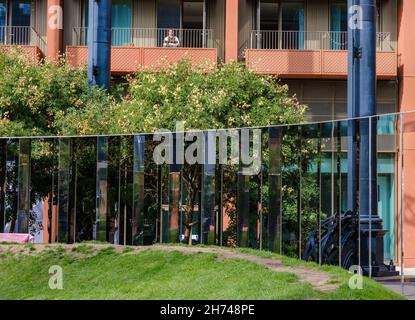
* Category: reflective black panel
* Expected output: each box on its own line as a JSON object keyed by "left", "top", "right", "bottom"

{"left": 57, "top": 138, "right": 71, "bottom": 243}
{"left": 268, "top": 127, "right": 282, "bottom": 253}
{"left": 95, "top": 136, "right": 108, "bottom": 242}
{"left": 0, "top": 139, "right": 7, "bottom": 232}
{"left": 17, "top": 138, "right": 31, "bottom": 233}
{"left": 72, "top": 137, "right": 96, "bottom": 243}
{"left": 30, "top": 139, "right": 56, "bottom": 243}
{"left": 237, "top": 131, "right": 249, "bottom": 248}
{"left": 201, "top": 131, "right": 216, "bottom": 245}
{"left": 132, "top": 135, "right": 145, "bottom": 245}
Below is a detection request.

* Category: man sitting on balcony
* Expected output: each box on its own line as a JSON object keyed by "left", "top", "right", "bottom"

{"left": 163, "top": 30, "right": 180, "bottom": 47}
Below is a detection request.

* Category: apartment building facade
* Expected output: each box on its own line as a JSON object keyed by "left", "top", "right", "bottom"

{"left": 0, "top": 0, "right": 414, "bottom": 268}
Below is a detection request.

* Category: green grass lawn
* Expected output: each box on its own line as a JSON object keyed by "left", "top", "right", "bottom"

{"left": 0, "top": 244, "right": 405, "bottom": 300}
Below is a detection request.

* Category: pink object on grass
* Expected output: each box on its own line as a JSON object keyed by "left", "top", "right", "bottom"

{"left": 0, "top": 233, "right": 34, "bottom": 243}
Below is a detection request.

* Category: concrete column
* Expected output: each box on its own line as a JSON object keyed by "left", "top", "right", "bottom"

{"left": 398, "top": 0, "right": 415, "bottom": 268}
{"left": 46, "top": 0, "right": 63, "bottom": 60}
{"left": 225, "top": 0, "right": 239, "bottom": 62}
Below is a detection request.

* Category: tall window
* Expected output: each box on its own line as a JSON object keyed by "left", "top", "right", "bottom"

{"left": 0, "top": 1, "right": 31, "bottom": 45}
{"left": 182, "top": 0, "right": 203, "bottom": 29}
{"left": 182, "top": 0, "right": 203, "bottom": 47}
{"left": 282, "top": 2, "right": 304, "bottom": 48}
{"left": 157, "top": 0, "right": 181, "bottom": 29}
{"left": 157, "top": 0, "right": 181, "bottom": 46}
{"left": 260, "top": 0, "right": 279, "bottom": 31}
{"left": 259, "top": 1, "right": 304, "bottom": 49}
{"left": 10, "top": 0, "right": 31, "bottom": 27}
{"left": 0, "top": 1, "right": 6, "bottom": 43}
{"left": 112, "top": 0, "right": 132, "bottom": 46}
{"left": 330, "top": 1, "right": 347, "bottom": 49}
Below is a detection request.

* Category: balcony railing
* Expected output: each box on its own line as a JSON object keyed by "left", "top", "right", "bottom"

{"left": 73, "top": 27, "right": 215, "bottom": 48}
{"left": 249, "top": 31, "right": 394, "bottom": 52}
{"left": 0, "top": 26, "right": 46, "bottom": 53}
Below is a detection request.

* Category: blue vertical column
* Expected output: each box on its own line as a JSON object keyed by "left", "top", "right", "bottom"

{"left": 201, "top": 131, "right": 216, "bottom": 245}
{"left": 88, "top": 0, "right": 111, "bottom": 90}
{"left": 95, "top": 136, "right": 108, "bottom": 242}
{"left": 347, "top": 0, "right": 359, "bottom": 214}
{"left": 358, "top": 0, "right": 377, "bottom": 218}
{"left": 132, "top": 135, "right": 145, "bottom": 245}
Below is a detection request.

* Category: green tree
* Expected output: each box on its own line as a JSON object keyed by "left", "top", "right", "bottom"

{"left": 58, "top": 60, "right": 316, "bottom": 247}
{"left": 0, "top": 49, "right": 110, "bottom": 136}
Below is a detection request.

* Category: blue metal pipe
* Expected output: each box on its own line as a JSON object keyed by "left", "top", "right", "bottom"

{"left": 347, "top": 0, "right": 396, "bottom": 277}
{"left": 88, "top": 0, "right": 111, "bottom": 91}
{"left": 347, "top": 0, "right": 359, "bottom": 213}
{"left": 358, "top": 0, "right": 377, "bottom": 217}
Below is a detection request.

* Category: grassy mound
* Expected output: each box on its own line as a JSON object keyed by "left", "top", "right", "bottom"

{"left": 0, "top": 244, "right": 404, "bottom": 300}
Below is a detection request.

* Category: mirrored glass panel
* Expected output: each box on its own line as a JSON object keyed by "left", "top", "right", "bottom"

{"left": 57, "top": 138, "right": 71, "bottom": 243}
{"left": 95, "top": 136, "right": 108, "bottom": 242}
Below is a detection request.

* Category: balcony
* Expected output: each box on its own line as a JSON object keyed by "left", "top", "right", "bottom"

{"left": 0, "top": 26, "right": 45, "bottom": 61}
{"left": 245, "top": 31, "right": 397, "bottom": 79}
{"left": 66, "top": 28, "right": 218, "bottom": 73}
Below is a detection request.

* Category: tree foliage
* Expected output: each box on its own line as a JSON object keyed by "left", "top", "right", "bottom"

{"left": 0, "top": 49, "right": 109, "bottom": 136}
{"left": 57, "top": 60, "right": 306, "bottom": 135}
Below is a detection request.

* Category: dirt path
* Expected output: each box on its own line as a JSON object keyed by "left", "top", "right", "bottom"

{"left": 0, "top": 244, "right": 339, "bottom": 293}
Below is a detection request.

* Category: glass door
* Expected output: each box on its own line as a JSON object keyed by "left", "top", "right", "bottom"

{"left": 182, "top": 0, "right": 203, "bottom": 47}
{"left": 5, "top": 1, "right": 32, "bottom": 45}
{"left": 112, "top": 0, "right": 132, "bottom": 46}
{"left": 259, "top": 0, "right": 279, "bottom": 49}
{"left": 9, "top": 0, "right": 31, "bottom": 45}
{"left": 0, "top": 0, "right": 6, "bottom": 44}
{"left": 329, "top": 1, "right": 347, "bottom": 50}
{"left": 281, "top": 2, "right": 304, "bottom": 49}
{"left": 157, "top": 0, "right": 181, "bottom": 46}
{"left": 257, "top": 1, "right": 304, "bottom": 49}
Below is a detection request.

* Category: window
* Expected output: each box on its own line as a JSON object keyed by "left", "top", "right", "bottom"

{"left": 182, "top": 0, "right": 203, "bottom": 30}
{"left": 258, "top": 1, "right": 304, "bottom": 49}
{"left": 260, "top": 0, "right": 279, "bottom": 31}
{"left": 0, "top": 1, "right": 6, "bottom": 43}
{"left": 10, "top": 1, "right": 31, "bottom": 27}
{"left": 112, "top": 0, "right": 132, "bottom": 46}
{"left": 157, "top": 0, "right": 181, "bottom": 47}
{"left": 0, "top": 1, "right": 5, "bottom": 26}
{"left": 281, "top": 2, "right": 304, "bottom": 49}
{"left": 157, "top": 0, "right": 181, "bottom": 29}
{"left": 330, "top": 1, "right": 347, "bottom": 49}
{"left": 0, "top": 1, "right": 32, "bottom": 45}
{"left": 182, "top": 0, "right": 204, "bottom": 47}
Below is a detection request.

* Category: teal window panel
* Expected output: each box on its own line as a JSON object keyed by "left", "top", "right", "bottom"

{"left": 112, "top": 0, "right": 132, "bottom": 46}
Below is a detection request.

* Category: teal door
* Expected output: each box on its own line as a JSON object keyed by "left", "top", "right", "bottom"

{"left": 112, "top": 0, "right": 132, "bottom": 46}
{"left": 378, "top": 174, "right": 395, "bottom": 261}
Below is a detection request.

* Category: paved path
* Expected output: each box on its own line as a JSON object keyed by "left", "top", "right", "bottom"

{"left": 378, "top": 281, "right": 415, "bottom": 300}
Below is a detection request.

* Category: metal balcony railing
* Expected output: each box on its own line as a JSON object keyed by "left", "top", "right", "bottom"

{"left": 73, "top": 27, "right": 215, "bottom": 48}
{"left": 249, "top": 31, "right": 394, "bottom": 52}
{"left": 0, "top": 26, "right": 46, "bottom": 53}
